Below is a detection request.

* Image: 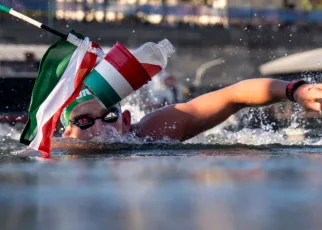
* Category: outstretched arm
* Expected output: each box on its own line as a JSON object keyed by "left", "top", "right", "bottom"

{"left": 134, "top": 78, "right": 322, "bottom": 141}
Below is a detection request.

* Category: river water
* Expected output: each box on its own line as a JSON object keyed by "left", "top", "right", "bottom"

{"left": 1, "top": 104, "right": 322, "bottom": 230}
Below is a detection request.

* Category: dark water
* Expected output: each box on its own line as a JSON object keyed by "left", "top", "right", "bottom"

{"left": 2, "top": 144, "right": 322, "bottom": 230}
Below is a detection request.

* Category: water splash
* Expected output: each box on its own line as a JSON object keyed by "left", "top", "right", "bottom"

{"left": 0, "top": 123, "right": 22, "bottom": 140}
{"left": 2, "top": 96, "right": 322, "bottom": 157}
{"left": 0, "top": 123, "right": 25, "bottom": 155}
{"left": 120, "top": 100, "right": 322, "bottom": 146}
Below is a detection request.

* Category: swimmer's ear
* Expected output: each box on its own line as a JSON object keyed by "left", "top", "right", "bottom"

{"left": 121, "top": 110, "right": 131, "bottom": 133}
{"left": 63, "top": 126, "right": 72, "bottom": 137}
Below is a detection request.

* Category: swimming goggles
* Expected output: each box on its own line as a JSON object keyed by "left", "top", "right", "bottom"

{"left": 69, "top": 107, "right": 120, "bottom": 130}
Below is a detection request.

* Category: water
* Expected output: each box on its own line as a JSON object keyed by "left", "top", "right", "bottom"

{"left": 2, "top": 104, "right": 322, "bottom": 230}
{"left": 2, "top": 146, "right": 322, "bottom": 230}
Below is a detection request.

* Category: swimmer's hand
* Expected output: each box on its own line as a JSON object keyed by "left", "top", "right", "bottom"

{"left": 294, "top": 83, "right": 322, "bottom": 112}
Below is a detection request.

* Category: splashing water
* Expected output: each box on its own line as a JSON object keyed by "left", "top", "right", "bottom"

{"left": 0, "top": 123, "right": 25, "bottom": 154}
{"left": 121, "top": 91, "right": 321, "bottom": 146}
{"left": 122, "top": 97, "right": 322, "bottom": 146}
{"left": 1, "top": 91, "right": 322, "bottom": 157}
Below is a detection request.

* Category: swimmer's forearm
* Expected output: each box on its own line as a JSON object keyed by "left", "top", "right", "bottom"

{"left": 136, "top": 78, "right": 290, "bottom": 141}
{"left": 231, "top": 78, "right": 288, "bottom": 107}
{"left": 188, "top": 78, "right": 288, "bottom": 110}
{"left": 181, "top": 78, "right": 289, "bottom": 137}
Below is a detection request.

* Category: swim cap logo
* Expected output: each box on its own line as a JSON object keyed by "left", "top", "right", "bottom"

{"left": 76, "top": 89, "right": 92, "bottom": 100}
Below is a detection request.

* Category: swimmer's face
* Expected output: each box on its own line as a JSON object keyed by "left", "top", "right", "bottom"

{"left": 63, "top": 99, "right": 131, "bottom": 140}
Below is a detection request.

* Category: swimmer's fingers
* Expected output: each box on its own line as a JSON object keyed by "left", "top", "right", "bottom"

{"left": 301, "top": 101, "right": 322, "bottom": 112}
{"left": 309, "top": 88, "right": 322, "bottom": 101}
{"left": 295, "top": 85, "right": 322, "bottom": 102}
{"left": 294, "top": 84, "right": 322, "bottom": 111}
{"left": 312, "top": 84, "right": 322, "bottom": 90}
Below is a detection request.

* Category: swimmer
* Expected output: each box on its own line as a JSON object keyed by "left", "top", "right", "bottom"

{"left": 60, "top": 79, "right": 322, "bottom": 141}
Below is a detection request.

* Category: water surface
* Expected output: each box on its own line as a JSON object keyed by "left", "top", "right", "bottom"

{"left": 1, "top": 142, "right": 322, "bottom": 230}
{"left": 1, "top": 108, "right": 322, "bottom": 230}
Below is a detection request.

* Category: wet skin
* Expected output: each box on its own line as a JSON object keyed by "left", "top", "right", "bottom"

{"left": 63, "top": 79, "right": 322, "bottom": 142}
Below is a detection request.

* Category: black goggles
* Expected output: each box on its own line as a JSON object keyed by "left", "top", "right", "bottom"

{"left": 69, "top": 107, "right": 120, "bottom": 130}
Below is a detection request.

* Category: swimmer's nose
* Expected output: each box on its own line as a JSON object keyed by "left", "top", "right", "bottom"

{"left": 91, "top": 119, "right": 104, "bottom": 136}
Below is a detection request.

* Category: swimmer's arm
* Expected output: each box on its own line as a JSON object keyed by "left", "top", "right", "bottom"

{"left": 134, "top": 79, "right": 292, "bottom": 140}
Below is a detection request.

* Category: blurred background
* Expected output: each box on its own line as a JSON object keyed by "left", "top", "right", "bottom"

{"left": 1, "top": 0, "right": 322, "bottom": 138}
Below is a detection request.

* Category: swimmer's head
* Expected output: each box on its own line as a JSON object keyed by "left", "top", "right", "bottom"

{"left": 61, "top": 86, "right": 131, "bottom": 140}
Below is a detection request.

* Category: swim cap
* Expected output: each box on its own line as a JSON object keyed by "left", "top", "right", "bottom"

{"left": 60, "top": 86, "right": 95, "bottom": 127}
{"left": 60, "top": 86, "right": 122, "bottom": 128}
